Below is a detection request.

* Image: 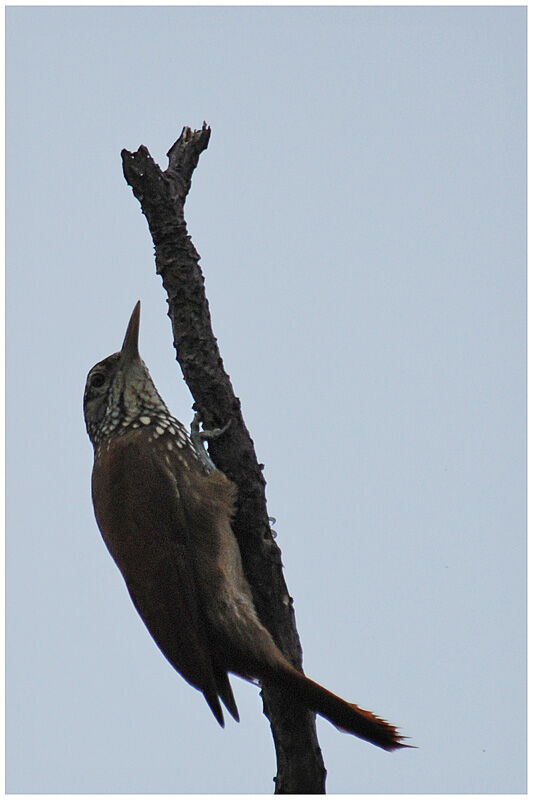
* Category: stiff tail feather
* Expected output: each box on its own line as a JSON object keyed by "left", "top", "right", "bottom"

{"left": 273, "top": 662, "right": 406, "bottom": 751}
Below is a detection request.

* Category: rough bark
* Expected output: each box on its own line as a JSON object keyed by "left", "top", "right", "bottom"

{"left": 121, "top": 124, "right": 327, "bottom": 794}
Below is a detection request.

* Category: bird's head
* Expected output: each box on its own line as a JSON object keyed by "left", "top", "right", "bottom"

{"left": 83, "top": 302, "right": 167, "bottom": 447}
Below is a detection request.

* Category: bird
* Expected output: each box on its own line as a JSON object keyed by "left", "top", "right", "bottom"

{"left": 83, "top": 301, "right": 405, "bottom": 751}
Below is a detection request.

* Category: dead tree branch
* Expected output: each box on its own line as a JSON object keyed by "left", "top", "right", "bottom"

{"left": 121, "top": 124, "right": 327, "bottom": 794}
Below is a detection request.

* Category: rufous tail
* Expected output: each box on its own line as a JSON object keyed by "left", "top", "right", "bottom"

{"left": 272, "top": 661, "right": 406, "bottom": 751}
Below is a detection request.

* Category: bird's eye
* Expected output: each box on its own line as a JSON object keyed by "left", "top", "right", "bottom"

{"left": 90, "top": 373, "right": 106, "bottom": 389}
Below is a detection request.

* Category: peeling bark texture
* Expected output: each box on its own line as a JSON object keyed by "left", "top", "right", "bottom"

{"left": 121, "top": 125, "right": 327, "bottom": 794}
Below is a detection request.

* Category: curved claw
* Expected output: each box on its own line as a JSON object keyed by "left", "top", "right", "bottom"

{"left": 189, "top": 412, "right": 231, "bottom": 472}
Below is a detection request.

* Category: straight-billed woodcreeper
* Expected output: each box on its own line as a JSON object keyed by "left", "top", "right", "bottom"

{"left": 83, "top": 302, "right": 405, "bottom": 750}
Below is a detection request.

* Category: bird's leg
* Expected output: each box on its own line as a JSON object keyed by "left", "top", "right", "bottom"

{"left": 190, "top": 410, "right": 231, "bottom": 472}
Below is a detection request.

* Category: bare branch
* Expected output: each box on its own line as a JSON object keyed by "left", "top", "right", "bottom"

{"left": 121, "top": 125, "right": 327, "bottom": 794}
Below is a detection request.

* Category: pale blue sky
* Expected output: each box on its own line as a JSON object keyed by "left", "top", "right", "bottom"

{"left": 6, "top": 5, "right": 526, "bottom": 793}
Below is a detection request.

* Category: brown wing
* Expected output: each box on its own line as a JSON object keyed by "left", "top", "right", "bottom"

{"left": 91, "top": 429, "right": 225, "bottom": 725}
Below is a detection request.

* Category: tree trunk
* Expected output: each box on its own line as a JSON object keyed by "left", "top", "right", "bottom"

{"left": 121, "top": 124, "right": 327, "bottom": 794}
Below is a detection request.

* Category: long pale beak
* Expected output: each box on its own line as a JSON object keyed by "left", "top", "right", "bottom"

{"left": 120, "top": 301, "right": 141, "bottom": 367}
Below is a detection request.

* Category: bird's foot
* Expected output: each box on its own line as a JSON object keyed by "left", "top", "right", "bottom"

{"left": 190, "top": 411, "right": 231, "bottom": 472}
